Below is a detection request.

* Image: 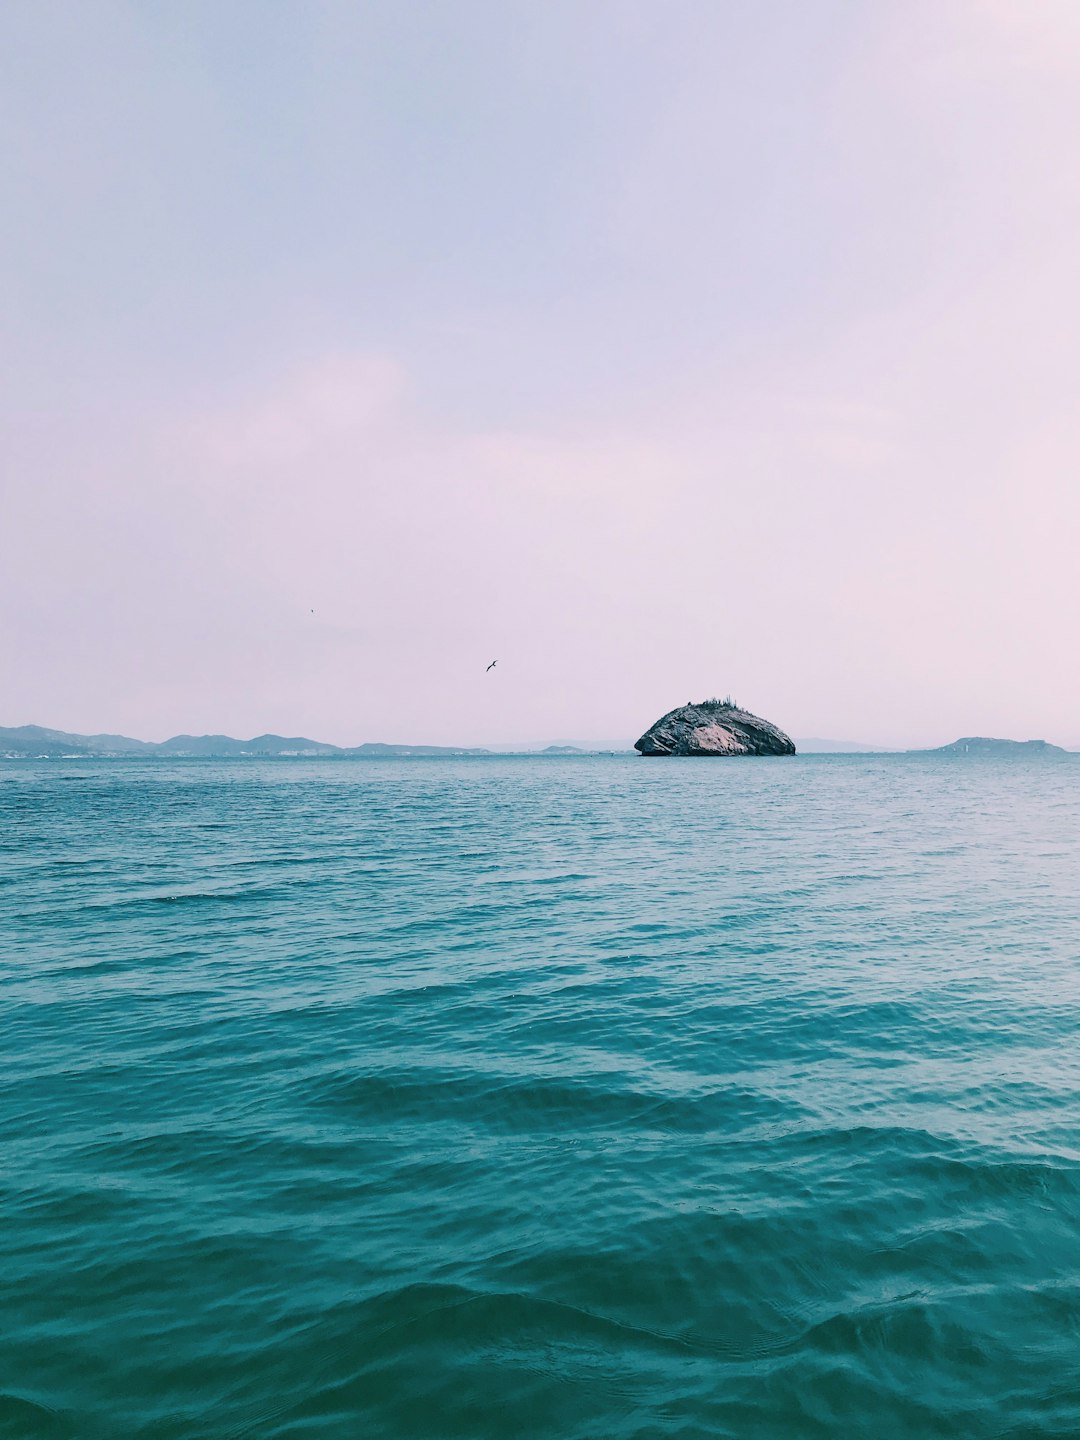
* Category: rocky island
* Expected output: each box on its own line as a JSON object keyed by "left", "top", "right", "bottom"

{"left": 635, "top": 699, "right": 796, "bottom": 757}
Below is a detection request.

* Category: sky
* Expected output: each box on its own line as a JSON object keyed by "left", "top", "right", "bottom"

{"left": 3, "top": 0, "right": 1080, "bottom": 748}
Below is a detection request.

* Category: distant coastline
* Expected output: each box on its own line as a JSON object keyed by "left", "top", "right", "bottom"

{"left": 793, "top": 738, "right": 890, "bottom": 753}
{"left": 2, "top": 723, "right": 1075, "bottom": 760}
{"left": 0, "top": 725, "right": 630, "bottom": 760}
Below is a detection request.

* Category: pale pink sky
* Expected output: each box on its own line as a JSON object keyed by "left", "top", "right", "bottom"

{"left": 3, "top": 1, "right": 1080, "bottom": 747}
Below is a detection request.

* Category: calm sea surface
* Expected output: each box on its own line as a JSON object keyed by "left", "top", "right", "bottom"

{"left": 3, "top": 754, "right": 1080, "bottom": 1439}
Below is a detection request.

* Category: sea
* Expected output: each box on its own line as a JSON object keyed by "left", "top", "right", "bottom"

{"left": 3, "top": 753, "right": 1080, "bottom": 1439}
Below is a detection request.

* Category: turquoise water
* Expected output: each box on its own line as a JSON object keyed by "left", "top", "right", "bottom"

{"left": 3, "top": 754, "right": 1080, "bottom": 1439}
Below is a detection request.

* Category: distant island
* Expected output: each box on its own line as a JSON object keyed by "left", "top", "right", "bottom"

{"left": 929, "top": 737, "right": 1068, "bottom": 756}
{"left": 635, "top": 698, "right": 795, "bottom": 756}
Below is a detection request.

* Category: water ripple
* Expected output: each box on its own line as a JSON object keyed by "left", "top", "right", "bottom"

{"left": 3, "top": 753, "right": 1080, "bottom": 1438}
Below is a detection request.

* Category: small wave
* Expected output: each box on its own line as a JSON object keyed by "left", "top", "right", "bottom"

{"left": 300, "top": 1064, "right": 798, "bottom": 1136}
{"left": 0, "top": 1392, "right": 75, "bottom": 1438}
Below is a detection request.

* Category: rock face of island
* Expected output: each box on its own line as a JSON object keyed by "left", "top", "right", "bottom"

{"left": 635, "top": 700, "right": 796, "bottom": 757}
{"left": 930, "top": 737, "right": 1067, "bottom": 756}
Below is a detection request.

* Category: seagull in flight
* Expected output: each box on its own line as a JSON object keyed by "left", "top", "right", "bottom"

{"left": 486, "top": 659, "right": 498, "bottom": 672}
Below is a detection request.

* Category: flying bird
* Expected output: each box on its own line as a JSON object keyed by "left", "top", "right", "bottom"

{"left": 486, "top": 660, "right": 498, "bottom": 672}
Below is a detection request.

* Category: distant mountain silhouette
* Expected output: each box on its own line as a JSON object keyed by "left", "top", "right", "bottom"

{"left": 0, "top": 724, "right": 489, "bottom": 758}
{"left": 0, "top": 725, "right": 155, "bottom": 756}
{"left": 926, "top": 737, "right": 1068, "bottom": 756}
{"left": 154, "top": 733, "right": 342, "bottom": 756}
